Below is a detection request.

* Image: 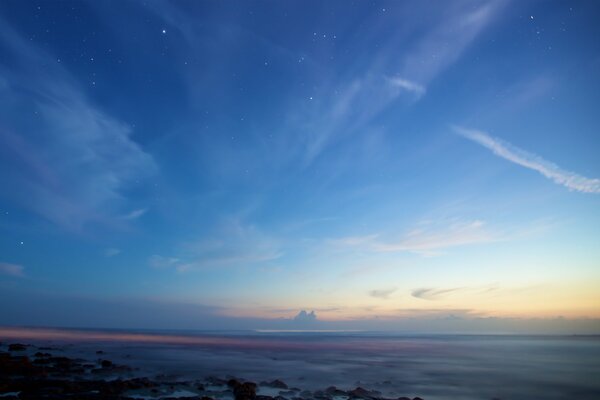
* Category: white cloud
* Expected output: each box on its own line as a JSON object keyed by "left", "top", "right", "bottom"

{"left": 122, "top": 208, "right": 148, "bottom": 220}
{"left": 386, "top": 77, "right": 426, "bottom": 97}
{"left": 455, "top": 126, "right": 600, "bottom": 194}
{"left": 0, "top": 262, "right": 24, "bottom": 277}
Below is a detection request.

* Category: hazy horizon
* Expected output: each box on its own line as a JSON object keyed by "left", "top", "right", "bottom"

{"left": 1, "top": 0, "right": 599, "bottom": 334}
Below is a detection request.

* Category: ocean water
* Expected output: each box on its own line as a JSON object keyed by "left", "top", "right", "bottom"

{"left": 1, "top": 327, "right": 599, "bottom": 400}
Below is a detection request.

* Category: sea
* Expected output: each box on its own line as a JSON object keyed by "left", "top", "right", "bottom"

{"left": 1, "top": 327, "right": 599, "bottom": 400}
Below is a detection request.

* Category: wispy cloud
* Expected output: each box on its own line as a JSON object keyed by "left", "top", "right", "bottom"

{"left": 374, "top": 220, "right": 495, "bottom": 255}
{"left": 149, "top": 219, "right": 282, "bottom": 272}
{"left": 369, "top": 287, "right": 397, "bottom": 300}
{"left": 0, "top": 262, "right": 24, "bottom": 277}
{"left": 333, "top": 219, "right": 497, "bottom": 256}
{"left": 412, "top": 287, "right": 463, "bottom": 301}
{"left": 386, "top": 77, "right": 426, "bottom": 98}
{"left": 411, "top": 284, "right": 533, "bottom": 301}
{"left": 0, "top": 19, "right": 156, "bottom": 230}
{"left": 104, "top": 248, "right": 121, "bottom": 257}
{"left": 455, "top": 126, "right": 600, "bottom": 193}
{"left": 122, "top": 208, "right": 148, "bottom": 220}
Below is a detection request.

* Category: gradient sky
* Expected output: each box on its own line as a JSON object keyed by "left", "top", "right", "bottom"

{"left": 1, "top": 0, "right": 599, "bottom": 333}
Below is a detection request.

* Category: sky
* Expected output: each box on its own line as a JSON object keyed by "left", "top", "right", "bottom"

{"left": 0, "top": 0, "right": 599, "bottom": 333}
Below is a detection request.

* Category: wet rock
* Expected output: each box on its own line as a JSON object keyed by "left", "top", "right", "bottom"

{"left": 228, "top": 378, "right": 242, "bottom": 388}
{"left": 100, "top": 359, "right": 113, "bottom": 368}
{"left": 325, "top": 386, "right": 348, "bottom": 396}
{"left": 265, "top": 379, "right": 288, "bottom": 389}
{"left": 348, "top": 387, "right": 381, "bottom": 399}
{"left": 8, "top": 344, "right": 27, "bottom": 352}
{"left": 232, "top": 381, "right": 257, "bottom": 400}
{"left": 207, "top": 376, "right": 227, "bottom": 386}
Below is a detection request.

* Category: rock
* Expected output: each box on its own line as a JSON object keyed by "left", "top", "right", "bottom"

{"left": 96, "top": 350, "right": 104, "bottom": 354}
{"left": 348, "top": 387, "right": 381, "bottom": 399}
{"left": 233, "top": 382, "right": 257, "bottom": 400}
{"left": 100, "top": 359, "right": 113, "bottom": 368}
{"left": 34, "top": 352, "right": 51, "bottom": 358}
{"left": 8, "top": 344, "right": 27, "bottom": 351}
{"left": 326, "top": 386, "right": 348, "bottom": 396}
{"left": 266, "top": 379, "right": 288, "bottom": 389}
{"left": 412, "top": 398, "right": 424, "bottom": 400}
{"left": 228, "top": 378, "right": 242, "bottom": 388}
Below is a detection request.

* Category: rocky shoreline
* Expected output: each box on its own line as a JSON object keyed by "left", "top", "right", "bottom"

{"left": 0, "top": 342, "right": 423, "bottom": 400}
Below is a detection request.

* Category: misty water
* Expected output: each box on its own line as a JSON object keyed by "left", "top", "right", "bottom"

{"left": 3, "top": 329, "right": 600, "bottom": 400}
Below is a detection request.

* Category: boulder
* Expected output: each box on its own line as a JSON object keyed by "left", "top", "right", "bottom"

{"left": 8, "top": 344, "right": 27, "bottom": 352}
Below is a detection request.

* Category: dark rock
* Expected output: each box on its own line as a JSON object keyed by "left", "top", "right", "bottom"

{"left": 96, "top": 350, "right": 104, "bottom": 354}
{"left": 228, "top": 378, "right": 242, "bottom": 388}
{"left": 8, "top": 344, "right": 27, "bottom": 352}
{"left": 326, "top": 386, "right": 348, "bottom": 396}
{"left": 206, "top": 376, "right": 227, "bottom": 386}
{"left": 412, "top": 398, "right": 424, "bottom": 400}
{"left": 266, "top": 379, "right": 288, "bottom": 389}
{"left": 348, "top": 387, "right": 381, "bottom": 399}
{"left": 233, "top": 382, "right": 257, "bottom": 400}
{"left": 100, "top": 359, "right": 113, "bottom": 368}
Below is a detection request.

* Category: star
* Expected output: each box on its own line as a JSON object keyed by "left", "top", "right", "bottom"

{"left": 162, "top": 29, "right": 166, "bottom": 34}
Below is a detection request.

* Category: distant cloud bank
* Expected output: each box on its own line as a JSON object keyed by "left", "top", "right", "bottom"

{"left": 294, "top": 310, "right": 317, "bottom": 323}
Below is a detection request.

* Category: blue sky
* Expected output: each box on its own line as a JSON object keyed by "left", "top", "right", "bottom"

{"left": 1, "top": 0, "right": 599, "bottom": 332}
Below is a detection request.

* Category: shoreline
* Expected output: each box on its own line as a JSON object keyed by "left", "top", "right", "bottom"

{"left": 0, "top": 341, "right": 423, "bottom": 400}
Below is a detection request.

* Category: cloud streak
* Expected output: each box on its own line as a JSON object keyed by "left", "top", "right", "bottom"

{"left": 122, "top": 208, "right": 148, "bottom": 220}
{"left": 333, "top": 219, "right": 498, "bottom": 256}
{"left": 0, "top": 262, "right": 24, "bottom": 277}
{"left": 412, "top": 287, "right": 463, "bottom": 301}
{"left": 369, "top": 287, "right": 397, "bottom": 300}
{"left": 455, "top": 126, "right": 600, "bottom": 193}
{"left": 150, "top": 219, "right": 282, "bottom": 272}
{"left": 386, "top": 77, "right": 426, "bottom": 98}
